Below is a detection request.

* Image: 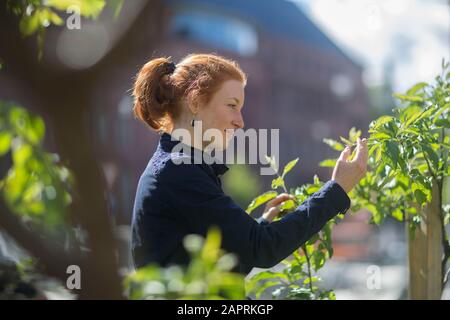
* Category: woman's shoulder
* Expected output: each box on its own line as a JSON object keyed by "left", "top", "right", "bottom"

{"left": 145, "top": 147, "right": 206, "bottom": 182}
{"left": 145, "top": 147, "right": 172, "bottom": 177}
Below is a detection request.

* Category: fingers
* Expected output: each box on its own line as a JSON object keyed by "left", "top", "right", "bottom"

{"left": 338, "top": 145, "right": 352, "bottom": 162}
{"left": 267, "top": 205, "right": 281, "bottom": 216}
{"left": 263, "top": 193, "right": 296, "bottom": 222}
{"left": 353, "top": 137, "right": 368, "bottom": 172}
{"left": 265, "top": 193, "right": 295, "bottom": 208}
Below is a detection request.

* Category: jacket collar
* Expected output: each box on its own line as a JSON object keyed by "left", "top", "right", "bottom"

{"left": 159, "top": 132, "right": 229, "bottom": 177}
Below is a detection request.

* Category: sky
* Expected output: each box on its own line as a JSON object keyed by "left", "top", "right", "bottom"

{"left": 288, "top": 0, "right": 450, "bottom": 92}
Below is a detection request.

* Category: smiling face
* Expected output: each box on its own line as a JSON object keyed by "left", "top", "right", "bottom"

{"left": 195, "top": 79, "right": 245, "bottom": 150}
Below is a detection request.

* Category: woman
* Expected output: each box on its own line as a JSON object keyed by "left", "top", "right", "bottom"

{"left": 131, "top": 53, "right": 368, "bottom": 275}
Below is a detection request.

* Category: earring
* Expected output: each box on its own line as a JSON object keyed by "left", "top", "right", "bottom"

{"left": 191, "top": 114, "right": 196, "bottom": 127}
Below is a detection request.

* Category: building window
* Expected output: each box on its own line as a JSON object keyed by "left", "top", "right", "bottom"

{"left": 169, "top": 9, "right": 258, "bottom": 56}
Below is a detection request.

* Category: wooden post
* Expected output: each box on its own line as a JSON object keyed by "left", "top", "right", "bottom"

{"left": 407, "top": 178, "right": 442, "bottom": 299}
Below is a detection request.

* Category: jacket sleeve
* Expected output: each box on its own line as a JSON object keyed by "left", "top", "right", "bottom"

{"left": 162, "top": 162, "right": 350, "bottom": 269}
{"left": 256, "top": 216, "right": 269, "bottom": 225}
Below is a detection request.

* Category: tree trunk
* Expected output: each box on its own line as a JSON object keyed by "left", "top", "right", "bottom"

{"left": 407, "top": 178, "right": 442, "bottom": 299}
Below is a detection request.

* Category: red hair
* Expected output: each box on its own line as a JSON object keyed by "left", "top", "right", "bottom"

{"left": 132, "top": 53, "right": 247, "bottom": 131}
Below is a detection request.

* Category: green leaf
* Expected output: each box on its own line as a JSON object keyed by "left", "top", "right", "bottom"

{"left": 322, "top": 138, "right": 344, "bottom": 151}
{"left": 246, "top": 270, "right": 286, "bottom": 298}
{"left": 398, "top": 104, "right": 420, "bottom": 121}
{"left": 0, "top": 131, "right": 12, "bottom": 156}
{"left": 318, "top": 290, "right": 336, "bottom": 300}
{"left": 201, "top": 227, "right": 221, "bottom": 262}
{"left": 375, "top": 145, "right": 382, "bottom": 162}
{"left": 285, "top": 287, "right": 315, "bottom": 300}
{"left": 47, "top": 0, "right": 106, "bottom": 19}
{"left": 421, "top": 143, "right": 439, "bottom": 169}
{"left": 434, "top": 119, "right": 450, "bottom": 128}
{"left": 432, "top": 103, "right": 450, "bottom": 123}
{"left": 416, "top": 107, "right": 436, "bottom": 123}
{"left": 282, "top": 158, "right": 299, "bottom": 178}
{"left": 399, "top": 128, "right": 420, "bottom": 136}
{"left": 0, "top": 102, "right": 72, "bottom": 233}
{"left": 385, "top": 140, "right": 400, "bottom": 169}
{"left": 370, "top": 115, "right": 394, "bottom": 131}
{"left": 339, "top": 136, "right": 353, "bottom": 147}
{"left": 271, "top": 176, "right": 284, "bottom": 190}
{"left": 47, "top": 9, "right": 64, "bottom": 25}
{"left": 312, "top": 251, "right": 326, "bottom": 270}
{"left": 348, "top": 127, "right": 361, "bottom": 141}
{"left": 305, "top": 184, "right": 320, "bottom": 194}
{"left": 27, "top": 115, "right": 45, "bottom": 144}
{"left": 406, "top": 82, "right": 428, "bottom": 96}
{"left": 370, "top": 132, "right": 391, "bottom": 140}
{"left": 391, "top": 208, "right": 403, "bottom": 221}
{"left": 318, "top": 159, "right": 336, "bottom": 168}
{"left": 401, "top": 105, "right": 423, "bottom": 128}
{"left": 13, "top": 143, "right": 33, "bottom": 166}
{"left": 412, "top": 181, "right": 431, "bottom": 205}
{"left": 413, "top": 188, "right": 427, "bottom": 206}
{"left": 246, "top": 191, "right": 278, "bottom": 214}
{"left": 280, "top": 199, "right": 296, "bottom": 212}
{"left": 393, "top": 93, "right": 424, "bottom": 103}
{"left": 248, "top": 270, "right": 285, "bottom": 283}
{"left": 303, "top": 276, "right": 319, "bottom": 285}
{"left": 19, "top": 10, "right": 42, "bottom": 37}
{"left": 19, "top": 8, "right": 63, "bottom": 37}
{"left": 254, "top": 280, "right": 282, "bottom": 299}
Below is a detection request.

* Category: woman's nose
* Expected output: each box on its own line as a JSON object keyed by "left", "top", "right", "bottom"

{"left": 233, "top": 113, "right": 245, "bottom": 129}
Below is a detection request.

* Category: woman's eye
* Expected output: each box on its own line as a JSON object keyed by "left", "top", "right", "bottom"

{"left": 228, "top": 104, "right": 237, "bottom": 108}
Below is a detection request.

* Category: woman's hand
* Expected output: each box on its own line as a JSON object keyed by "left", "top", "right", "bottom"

{"left": 331, "top": 137, "right": 368, "bottom": 194}
{"left": 262, "top": 193, "right": 296, "bottom": 222}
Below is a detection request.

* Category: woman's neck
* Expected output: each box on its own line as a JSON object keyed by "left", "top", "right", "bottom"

{"left": 169, "top": 124, "right": 205, "bottom": 151}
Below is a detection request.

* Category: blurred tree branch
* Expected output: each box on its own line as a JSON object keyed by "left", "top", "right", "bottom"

{"left": 0, "top": 0, "right": 165, "bottom": 299}
{"left": 0, "top": 197, "right": 82, "bottom": 281}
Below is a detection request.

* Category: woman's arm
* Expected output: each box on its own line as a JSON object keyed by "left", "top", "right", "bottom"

{"left": 162, "top": 162, "right": 350, "bottom": 269}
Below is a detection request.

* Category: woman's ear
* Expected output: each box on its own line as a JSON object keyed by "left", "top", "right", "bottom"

{"left": 186, "top": 96, "right": 200, "bottom": 114}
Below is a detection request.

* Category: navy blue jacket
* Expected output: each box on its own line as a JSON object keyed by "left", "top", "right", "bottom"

{"left": 131, "top": 132, "right": 350, "bottom": 275}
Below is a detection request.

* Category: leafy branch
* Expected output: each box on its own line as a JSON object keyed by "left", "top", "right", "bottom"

{"left": 321, "top": 60, "right": 450, "bottom": 294}
{"left": 4, "top": 0, "right": 124, "bottom": 59}
{"left": 245, "top": 156, "right": 339, "bottom": 300}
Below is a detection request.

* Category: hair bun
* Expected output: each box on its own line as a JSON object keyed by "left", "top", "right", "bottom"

{"left": 164, "top": 62, "right": 176, "bottom": 75}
